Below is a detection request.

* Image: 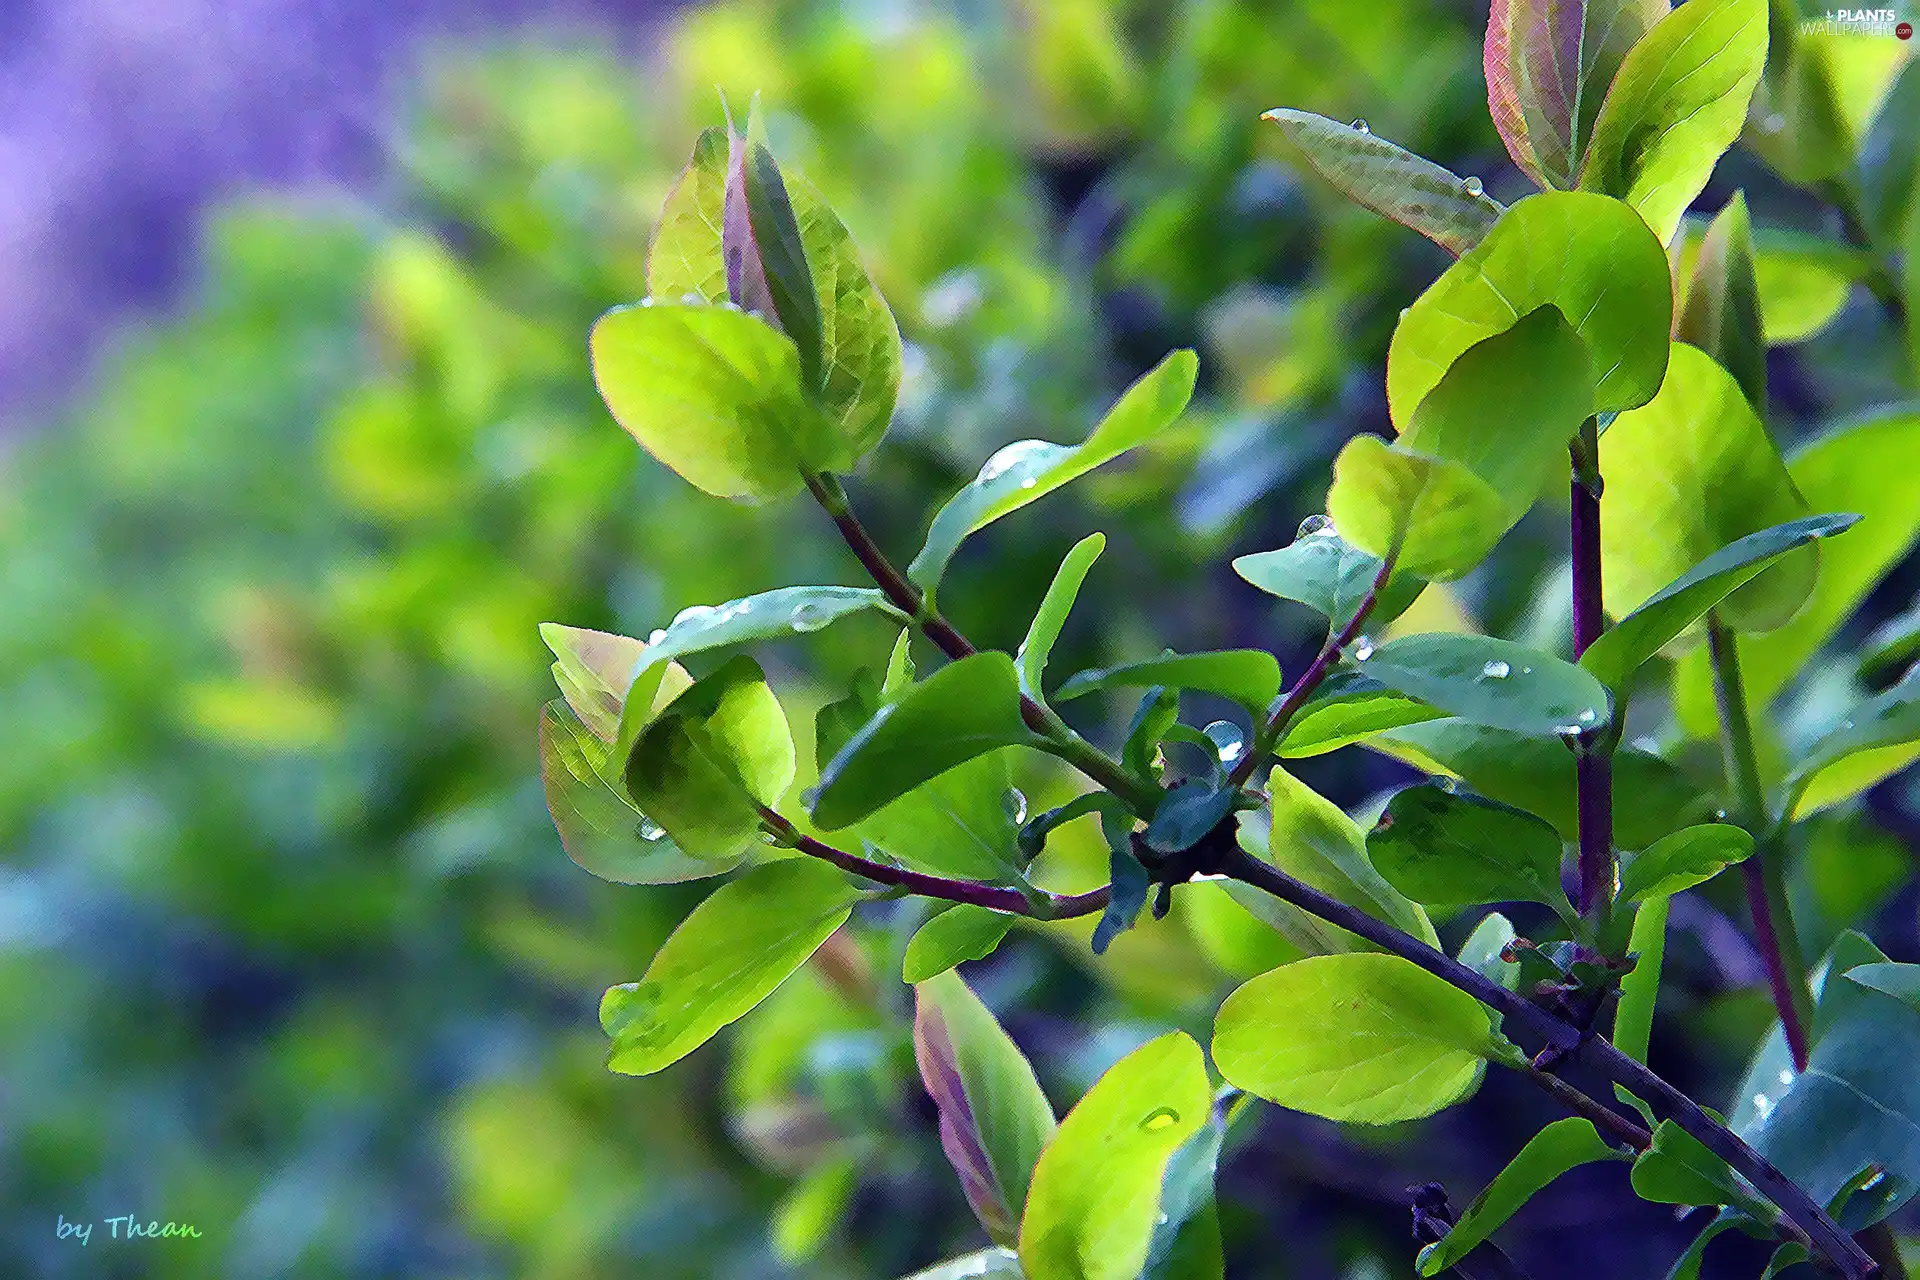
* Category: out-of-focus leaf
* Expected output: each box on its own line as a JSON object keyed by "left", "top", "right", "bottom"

{"left": 1262, "top": 109, "right": 1504, "bottom": 255}
{"left": 1214, "top": 954, "right": 1502, "bottom": 1124}
{"left": 1484, "top": 0, "right": 1668, "bottom": 189}
{"left": 1183, "top": 881, "right": 1304, "bottom": 978}
{"left": 1019, "top": 533, "right": 1105, "bottom": 707}
{"left": 601, "top": 859, "right": 858, "bottom": 1075}
{"left": 811, "top": 653, "right": 1033, "bottom": 830}
{"left": 905, "top": 905, "right": 1016, "bottom": 983}
{"left": 1018, "top": 1033, "right": 1210, "bottom": 1280}
{"left": 1357, "top": 633, "right": 1611, "bottom": 737}
{"left": 1417, "top": 1118, "right": 1624, "bottom": 1275}
{"left": 1276, "top": 670, "right": 1446, "bottom": 758}
{"left": 1745, "top": 23, "right": 1910, "bottom": 188}
{"left": 908, "top": 351, "right": 1198, "bottom": 600}
{"left": 1579, "top": 514, "right": 1858, "bottom": 692}
{"left": 1323, "top": 437, "right": 1506, "bottom": 580}
{"left": 1672, "top": 221, "right": 1867, "bottom": 346}
{"left": 626, "top": 656, "right": 795, "bottom": 861}
{"left": 1387, "top": 191, "right": 1672, "bottom": 430}
{"left": 901, "top": 1250, "right": 1025, "bottom": 1279}
{"left": 772, "top": 1152, "right": 858, "bottom": 1264}
{"left": 916, "top": 971, "right": 1058, "bottom": 1247}
{"left": 1675, "top": 193, "right": 1766, "bottom": 412}
{"left": 1781, "top": 668, "right": 1920, "bottom": 820}
{"left": 1578, "top": 0, "right": 1770, "bottom": 244}
{"left": 1233, "top": 523, "right": 1426, "bottom": 629}
{"left": 1618, "top": 824, "right": 1755, "bottom": 904}
{"left": 1368, "top": 783, "right": 1570, "bottom": 912}
{"left": 1055, "top": 650, "right": 1281, "bottom": 715}
{"left": 1600, "top": 344, "right": 1816, "bottom": 634}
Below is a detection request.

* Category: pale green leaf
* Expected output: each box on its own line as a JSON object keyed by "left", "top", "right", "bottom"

{"left": 905, "top": 905, "right": 1017, "bottom": 983}
{"left": 1417, "top": 1119, "right": 1623, "bottom": 1275}
{"left": 1019, "top": 533, "right": 1106, "bottom": 706}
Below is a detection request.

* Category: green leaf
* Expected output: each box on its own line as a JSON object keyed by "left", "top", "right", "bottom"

{"left": 1613, "top": 894, "right": 1669, "bottom": 1069}
{"left": 1323, "top": 436, "right": 1507, "bottom": 580}
{"left": 1122, "top": 687, "right": 1180, "bottom": 780}
{"left": 540, "top": 623, "right": 649, "bottom": 744}
{"left": 540, "top": 699, "right": 729, "bottom": 884}
{"left": 1019, "top": 533, "right": 1106, "bottom": 707}
{"left": 1416, "top": 1118, "right": 1624, "bottom": 1275}
{"left": 1141, "top": 1092, "right": 1243, "bottom": 1280}
{"left": 1780, "top": 669, "right": 1920, "bottom": 820}
{"left": 1664, "top": 1212, "right": 1743, "bottom": 1280}
{"left": 1261, "top": 109, "right": 1504, "bottom": 255}
{"left": 1600, "top": 343, "right": 1817, "bottom": 634}
{"left": 811, "top": 652, "right": 1033, "bottom": 830}
{"left": 916, "top": 970, "right": 1059, "bottom": 1246}
{"left": 1484, "top": 0, "right": 1669, "bottom": 190}
{"left": 1675, "top": 193, "right": 1766, "bottom": 412}
{"left": 1459, "top": 912, "right": 1522, "bottom": 994}
{"left": 739, "top": 137, "right": 827, "bottom": 396}
{"left": 647, "top": 127, "right": 729, "bottom": 304}
{"left": 1094, "top": 810, "right": 1151, "bottom": 955}
{"left": 1578, "top": 513, "right": 1859, "bottom": 692}
{"left": 1213, "top": 954, "right": 1500, "bottom": 1124}
{"left": 1018, "top": 1032, "right": 1211, "bottom": 1280}
{"left": 884, "top": 628, "right": 917, "bottom": 698}
{"left": 601, "top": 858, "right": 858, "bottom": 1075}
{"left": 589, "top": 301, "right": 833, "bottom": 503}
{"left": 1367, "top": 719, "right": 1715, "bottom": 850}
{"left": 1618, "top": 824, "right": 1755, "bottom": 904}
{"left": 1578, "top": 0, "right": 1771, "bottom": 244}
{"left": 1367, "top": 783, "right": 1570, "bottom": 913}
{"left": 1055, "top": 650, "right": 1282, "bottom": 715}
{"left": 1760, "top": 1242, "right": 1810, "bottom": 1280}
{"left": 908, "top": 351, "right": 1198, "bottom": 599}
{"left": 1356, "top": 633, "right": 1611, "bottom": 737}
{"left": 860, "top": 752, "right": 1031, "bottom": 887}
{"left": 1844, "top": 963, "right": 1920, "bottom": 1014}
{"left": 1145, "top": 781, "right": 1237, "bottom": 855}
{"left": 1744, "top": 19, "right": 1910, "bottom": 189}
{"left": 1674, "top": 220, "right": 1869, "bottom": 345}
{"left": 1275, "top": 670, "right": 1446, "bottom": 758}
{"left": 1232, "top": 523, "right": 1426, "bottom": 629}
{"left": 631, "top": 586, "right": 903, "bottom": 683}
{"left": 1387, "top": 191, "right": 1672, "bottom": 431}
{"left": 1632, "top": 1119, "right": 1751, "bottom": 1209}
{"left": 772, "top": 1152, "right": 857, "bottom": 1265}
{"left": 902, "top": 1250, "right": 1025, "bottom": 1280}
{"left": 625, "top": 656, "right": 796, "bottom": 861}
{"left": 1731, "top": 932, "right": 1920, "bottom": 1228}
{"left": 905, "top": 905, "right": 1016, "bottom": 983}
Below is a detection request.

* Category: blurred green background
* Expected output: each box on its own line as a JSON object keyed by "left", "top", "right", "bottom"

{"left": 3, "top": 1, "right": 1916, "bottom": 1276}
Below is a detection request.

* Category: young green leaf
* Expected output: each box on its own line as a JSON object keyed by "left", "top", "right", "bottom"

{"left": 648, "top": 127, "right": 730, "bottom": 304}
{"left": 1054, "top": 650, "right": 1282, "bottom": 715}
{"left": 905, "top": 905, "right": 1016, "bottom": 983}
{"left": 540, "top": 699, "right": 731, "bottom": 884}
{"left": 1356, "top": 633, "right": 1612, "bottom": 737}
{"left": 1843, "top": 962, "right": 1920, "bottom": 1015}
{"left": 1484, "top": 0, "right": 1668, "bottom": 190}
{"left": 915, "top": 970, "right": 1059, "bottom": 1247}
{"left": 1600, "top": 344, "right": 1817, "bottom": 634}
{"left": 590, "top": 301, "right": 833, "bottom": 503}
{"left": 1613, "top": 894, "right": 1668, "bottom": 1071}
{"left": 1367, "top": 783, "right": 1570, "bottom": 913}
{"left": 1261, "top": 109, "right": 1504, "bottom": 255}
{"left": 1779, "top": 670, "right": 1920, "bottom": 820}
{"left": 1213, "top": 954, "right": 1501, "bottom": 1124}
{"left": 1416, "top": 1118, "right": 1625, "bottom": 1276}
{"left": 625, "top": 656, "right": 796, "bottom": 862}
{"left": 1675, "top": 193, "right": 1766, "bottom": 413}
{"left": 1459, "top": 912, "right": 1522, "bottom": 994}
{"left": 1618, "top": 824, "right": 1755, "bottom": 903}
{"left": 1018, "top": 533, "right": 1106, "bottom": 706}
{"left": 1018, "top": 1032, "right": 1211, "bottom": 1280}
{"left": 540, "top": 623, "right": 650, "bottom": 743}
{"left": 772, "top": 1152, "right": 858, "bottom": 1265}
{"left": 1387, "top": 191, "right": 1672, "bottom": 431}
{"left": 1578, "top": 0, "right": 1770, "bottom": 244}
{"left": 1578, "top": 513, "right": 1859, "bottom": 692}
{"left": 901, "top": 1250, "right": 1025, "bottom": 1279}
{"left": 1632, "top": 1120, "right": 1752, "bottom": 1209}
{"left": 1323, "top": 437, "right": 1506, "bottom": 580}
{"left": 1094, "top": 809, "right": 1151, "bottom": 955}
{"left": 738, "top": 136, "right": 827, "bottom": 393}
{"left": 1259, "top": 767, "right": 1440, "bottom": 953}
{"left": 1232, "top": 523, "right": 1426, "bottom": 629}
{"left": 631, "top": 586, "right": 903, "bottom": 683}
{"left": 601, "top": 858, "right": 859, "bottom": 1075}
{"left": 1672, "top": 220, "right": 1869, "bottom": 345}
{"left": 1276, "top": 670, "right": 1446, "bottom": 758}
{"left": 907, "top": 351, "right": 1198, "bottom": 599}
{"left": 811, "top": 652, "right": 1033, "bottom": 830}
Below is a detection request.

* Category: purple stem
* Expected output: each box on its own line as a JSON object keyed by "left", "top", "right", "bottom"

{"left": 1569, "top": 434, "right": 1615, "bottom": 920}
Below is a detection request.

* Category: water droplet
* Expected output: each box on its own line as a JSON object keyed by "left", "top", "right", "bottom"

{"left": 1140, "top": 1107, "right": 1180, "bottom": 1131}
{"left": 637, "top": 817, "right": 666, "bottom": 842}
{"left": 1553, "top": 723, "right": 1584, "bottom": 737}
{"left": 1714, "top": 809, "right": 1729, "bottom": 821}
{"left": 672, "top": 604, "right": 717, "bottom": 628}
{"left": 1399, "top": 306, "right": 1411, "bottom": 320}
{"left": 1204, "top": 720, "right": 1246, "bottom": 765}
{"left": 1481, "top": 660, "right": 1510, "bottom": 679}
{"left": 1350, "top": 118, "right": 1370, "bottom": 134}
{"left": 637, "top": 297, "right": 657, "bottom": 307}
{"left": 717, "top": 598, "right": 751, "bottom": 623}
{"left": 978, "top": 439, "right": 1050, "bottom": 484}
{"left": 1521, "top": 666, "right": 1533, "bottom": 675}
{"left": 681, "top": 292, "right": 705, "bottom": 306}
{"left": 789, "top": 601, "right": 830, "bottom": 633}
{"left": 1463, "top": 175, "right": 1484, "bottom": 197}
{"left": 1019, "top": 476, "right": 1038, "bottom": 490}
{"left": 1002, "top": 788, "right": 1028, "bottom": 824}
{"left": 1296, "top": 512, "right": 1336, "bottom": 539}
{"left": 1761, "top": 112, "right": 1787, "bottom": 134}
{"left": 647, "top": 628, "right": 668, "bottom": 645}
{"left": 1155, "top": 1213, "right": 1170, "bottom": 1225}
{"left": 1777, "top": 1069, "right": 1795, "bottom": 1087}
{"left": 1353, "top": 637, "right": 1375, "bottom": 662}
{"left": 1861, "top": 1170, "right": 1888, "bottom": 1191}
{"left": 1578, "top": 708, "right": 1596, "bottom": 723}
{"left": 1752, "top": 1093, "right": 1773, "bottom": 1118}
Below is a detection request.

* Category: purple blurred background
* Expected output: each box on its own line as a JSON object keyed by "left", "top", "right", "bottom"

{"left": 0, "top": 0, "right": 677, "bottom": 429}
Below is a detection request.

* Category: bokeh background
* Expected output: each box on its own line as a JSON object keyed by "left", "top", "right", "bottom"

{"left": 2, "top": 1, "right": 1916, "bottom": 1277}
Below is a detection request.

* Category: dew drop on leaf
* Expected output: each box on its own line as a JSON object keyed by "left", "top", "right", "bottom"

{"left": 1761, "top": 113, "right": 1787, "bottom": 134}
{"left": 1140, "top": 1106, "right": 1180, "bottom": 1131}
{"left": 978, "top": 439, "right": 1050, "bottom": 484}
{"left": 672, "top": 603, "right": 716, "bottom": 627}
{"left": 637, "top": 817, "right": 666, "bottom": 842}
{"left": 1001, "top": 788, "right": 1028, "bottom": 824}
{"left": 1296, "top": 512, "right": 1336, "bottom": 539}
{"left": 1350, "top": 118, "right": 1370, "bottom": 134}
{"left": 1480, "top": 660, "right": 1510, "bottom": 679}
{"left": 1352, "top": 637, "right": 1374, "bottom": 661}
{"left": 1463, "top": 176, "right": 1484, "bottom": 197}
{"left": 647, "top": 628, "right": 669, "bottom": 645}
{"left": 789, "top": 601, "right": 829, "bottom": 632}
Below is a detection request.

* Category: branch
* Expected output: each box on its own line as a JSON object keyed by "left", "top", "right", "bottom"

{"left": 1569, "top": 423, "right": 1615, "bottom": 928}
{"left": 1707, "top": 614, "right": 1813, "bottom": 1070}
{"left": 1228, "top": 546, "right": 1397, "bottom": 789}
{"left": 1210, "top": 842, "right": 1877, "bottom": 1279}
{"left": 761, "top": 806, "right": 1109, "bottom": 921}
